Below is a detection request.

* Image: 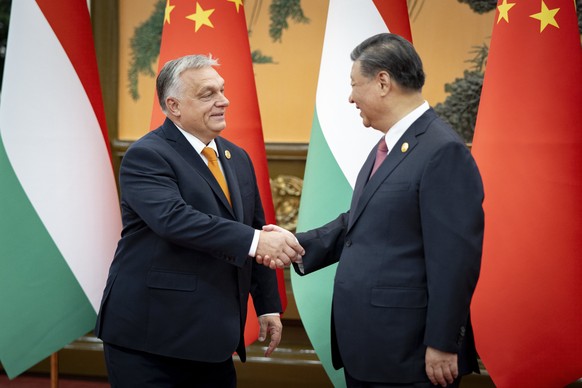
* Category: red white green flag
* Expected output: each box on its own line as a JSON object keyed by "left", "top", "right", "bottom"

{"left": 471, "top": 1, "right": 582, "bottom": 386}
{"left": 0, "top": 0, "right": 121, "bottom": 379}
{"left": 294, "top": 1, "right": 412, "bottom": 385}
{"left": 151, "top": 0, "right": 285, "bottom": 345}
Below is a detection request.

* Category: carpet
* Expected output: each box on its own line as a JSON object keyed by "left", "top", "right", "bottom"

{"left": 0, "top": 373, "right": 109, "bottom": 387}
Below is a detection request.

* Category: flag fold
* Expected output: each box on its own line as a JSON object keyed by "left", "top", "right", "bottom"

{"left": 293, "top": 1, "right": 411, "bottom": 385}
{"left": 0, "top": 0, "right": 121, "bottom": 378}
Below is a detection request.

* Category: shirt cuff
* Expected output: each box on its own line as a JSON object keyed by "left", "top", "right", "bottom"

{"left": 259, "top": 312, "right": 280, "bottom": 317}
{"left": 295, "top": 258, "right": 305, "bottom": 274}
{"left": 248, "top": 229, "right": 260, "bottom": 257}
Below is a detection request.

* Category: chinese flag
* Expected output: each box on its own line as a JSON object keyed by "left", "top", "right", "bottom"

{"left": 151, "top": 0, "right": 286, "bottom": 346}
{"left": 471, "top": 1, "right": 582, "bottom": 386}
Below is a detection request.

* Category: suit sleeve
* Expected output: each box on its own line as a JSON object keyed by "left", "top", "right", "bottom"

{"left": 420, "top": 140, "right": 484, "bottom": 353}
{"left": 294, "top": 212, "right": 350, "bottom": 275}
{"left": 120, "top": 143, "right": 255, "bottom": 266}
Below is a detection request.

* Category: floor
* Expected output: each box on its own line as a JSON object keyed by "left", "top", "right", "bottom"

{"left": 0, "top": 373, "right": 109, "bottom": 388}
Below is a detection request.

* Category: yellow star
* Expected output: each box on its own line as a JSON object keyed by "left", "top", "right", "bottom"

{"left": 186, "top": 2, "right": 215, "bottom": 32}
{"left": 164, "top": 0, "right": 175, "bottom": 24}
{"left": 227, "top": 0, "right": 244, "bottom": 13}
{"left": 497, "top": 0, "right": 516, "bottom": 24}
{"left": 530, "top": 0, "right": 560, "bottom": 32}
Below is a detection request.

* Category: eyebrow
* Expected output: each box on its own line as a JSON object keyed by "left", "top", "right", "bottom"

{"left": 197, "top": 83, "right": 224, "bottom": 96}
{"left": 199, "top": 80, "right": 224, "bottom": 91}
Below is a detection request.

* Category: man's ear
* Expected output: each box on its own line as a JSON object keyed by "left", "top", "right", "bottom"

{"left": 166, "top": 97, "right": 180, "bottom": 116}
{"left": 377, "top": 71, "right": 391, "bottom": 96}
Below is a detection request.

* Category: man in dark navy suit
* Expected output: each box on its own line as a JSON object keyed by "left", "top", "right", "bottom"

{"left": 262, "top": 34, "right": 484, "bottom": 388}
{"left": 95, "top": 54, "right": 304, "bottom": 387}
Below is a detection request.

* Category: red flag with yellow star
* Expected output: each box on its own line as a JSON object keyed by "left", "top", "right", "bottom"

{"left": 150, "top": 0, "right": 285, "bottom": 346}
{"left": 470, "top": 1, "right": 582, "bottom": 386}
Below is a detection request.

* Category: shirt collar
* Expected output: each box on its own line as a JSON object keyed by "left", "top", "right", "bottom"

{"left": 173, "top": 123, "right": 219, "bottom": 158}
{"left": 383, "top": 101, "right": 429, "bottom": 153}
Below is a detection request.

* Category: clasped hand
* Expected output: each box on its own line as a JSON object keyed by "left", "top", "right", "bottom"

{"left": 255, "top": 224, "right": 304, "bottom": 269}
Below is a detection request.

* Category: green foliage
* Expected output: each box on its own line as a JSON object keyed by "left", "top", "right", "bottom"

{"left": 456, "top": 0, "right": 497, "bottom": 14}
{"left": 434, "top": 70, "right": 483, "bottom": 143}
{"left": 269, "top": 0, "right": 309, "bottom": 42}
{"left": 127, "top": 0, "right": 164, "bottom": 100}
{"left": 434, "top": 44, "right": 488, "bottom": 143}
{"left": 251, "top": 50, "right": 274, "bottom": 64}
{"left": 466, "top": 43, "right": 488, "bottom": 73}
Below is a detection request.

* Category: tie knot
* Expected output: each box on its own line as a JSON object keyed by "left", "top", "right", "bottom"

{"left": 202, "top": 147, "right": 218, "bottom": 162}
{"left": 377, "top": 139, "right": 388, "bottom": 153}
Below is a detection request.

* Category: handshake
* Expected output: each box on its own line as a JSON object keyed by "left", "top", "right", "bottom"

{"left": 255, "top": 224, "right": 304, "bottom": 269}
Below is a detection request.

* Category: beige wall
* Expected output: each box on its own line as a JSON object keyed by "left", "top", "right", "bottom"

{"left": 117, "top": 0, "right": 494, "bottom": 142}
{"left": 247, "top": 0, "right": 328, "bottom": 143}
{"left": 412, "top": 1, "right": 494, "bottom": 106}
{"left": 118, "top": 0, "right": 158, "bottom": 140}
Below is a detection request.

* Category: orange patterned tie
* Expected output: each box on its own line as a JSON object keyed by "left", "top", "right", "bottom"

{"left": 201, "top": 147, "right": 231, "bottom": 205}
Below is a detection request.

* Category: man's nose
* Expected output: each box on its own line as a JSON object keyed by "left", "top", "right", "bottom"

{"left": 218, "top": 94, "right": 229, "bottom": 106}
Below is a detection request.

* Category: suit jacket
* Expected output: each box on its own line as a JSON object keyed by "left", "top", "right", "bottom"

{"left": 295, "top": 109, "right": 484, "bottom": 383}
{"left": 95, "top": 118, "right": 281, "bottom": 363}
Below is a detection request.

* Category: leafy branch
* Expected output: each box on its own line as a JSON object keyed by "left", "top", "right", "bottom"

{"left": 434, "top": 44, "right": 488, "bottom": 143}
{"left": 127, "top": 0, "right": 164, "bottom": 100}
{"left": 268, "top": 0, "right": 309, "bottom": 42}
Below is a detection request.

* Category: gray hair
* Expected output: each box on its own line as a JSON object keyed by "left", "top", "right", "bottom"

{"left": 351, "top": 33, "right": 425, "bottom": 91}
{"left": 156, "top": 54, "right": 219, "bottom": 114}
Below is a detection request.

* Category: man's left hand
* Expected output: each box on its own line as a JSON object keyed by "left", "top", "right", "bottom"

{"left": 425, "top": 346, "right": 458, "bottom": 387}
{"left": 258, "top": 314, "right": 283, "bottom": 357}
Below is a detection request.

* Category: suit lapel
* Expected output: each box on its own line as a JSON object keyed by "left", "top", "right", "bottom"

{"left": 160, "top": 119, "right": 236, "bottom": 218}
{"left": 348, "top": 110, "right": 435, "bottom": 230}
{"left": 348, "top": 142, "right": 377, "bottom": 227}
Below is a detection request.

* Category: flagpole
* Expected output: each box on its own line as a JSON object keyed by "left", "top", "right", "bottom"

{"left": 50, "top": 352, "right": 59, "bottom": 388}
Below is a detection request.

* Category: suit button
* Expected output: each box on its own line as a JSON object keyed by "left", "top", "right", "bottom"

{"left": 345, "top": 240, "right": 352, "bottom": 247}
{"left": 457, "top": 326, "right": 466, "bottom": 345}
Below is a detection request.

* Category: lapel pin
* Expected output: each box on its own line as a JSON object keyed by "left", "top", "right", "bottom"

{"left": 401, "top": 142, "right": 409, "bottom": 153}
{"left": 224, "top": 150, "right": 231, "bottom": 160}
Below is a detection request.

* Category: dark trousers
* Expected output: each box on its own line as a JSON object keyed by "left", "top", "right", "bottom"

{"left": 104, "top": 343, "right": 236, "bottom": 388}
{"left": 344, "top": 368, "right": 461, "bottom": 388}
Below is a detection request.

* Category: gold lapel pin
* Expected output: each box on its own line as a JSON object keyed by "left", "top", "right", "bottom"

{"left": 401, "top": 142, "right": 409, "bottom": 153}
{"left": 225, "top": 150, "right": 231, "bottom": 160}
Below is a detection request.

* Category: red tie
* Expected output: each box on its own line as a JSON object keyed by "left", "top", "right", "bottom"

{"left": 370, "top": 139, "right": 388, "bottom": 177}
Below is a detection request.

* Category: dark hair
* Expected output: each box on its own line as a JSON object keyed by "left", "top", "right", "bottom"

{"left": 350, "top": 33, "right": 425, "bottom": 91}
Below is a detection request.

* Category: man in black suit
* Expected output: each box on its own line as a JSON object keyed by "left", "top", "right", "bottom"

{"left": 262, "top": 34, "right": 484, "bottom": 387}
{"left": 95, "top": 54, "right": 304, "bottom": 387}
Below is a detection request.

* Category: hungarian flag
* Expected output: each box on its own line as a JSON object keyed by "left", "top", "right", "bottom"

{"left": 293, "top": 0, "right": 411, "bottom": 385}
{"left": 0, "top": 0, "right": 121, "bottom": 379}
{"left": 151, "top": 0, "right": 285, "bottom": 345}
{"left": 471, "top": 0, "right": 582, "bottom": 386}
